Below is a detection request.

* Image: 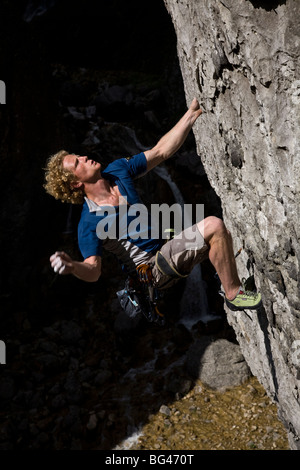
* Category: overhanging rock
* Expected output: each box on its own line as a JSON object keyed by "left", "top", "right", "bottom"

{"left": 164, "top": 0, "right": 300, "bottom": 449}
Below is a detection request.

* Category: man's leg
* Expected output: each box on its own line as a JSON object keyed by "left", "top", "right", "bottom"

{"left": 197, "top": 216, "right": 241, "bottom": 300}
{"left": 197, "top": 216, "right": 262, "bottom": 310}
{"left": 151, "top": 216, "right": 261, "bottom": 311}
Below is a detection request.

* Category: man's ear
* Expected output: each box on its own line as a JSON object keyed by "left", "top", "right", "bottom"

{"left": 71, "top": 180, "right": 83, "bottom": 189}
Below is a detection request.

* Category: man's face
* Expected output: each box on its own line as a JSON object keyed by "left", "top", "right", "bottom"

{"left": 63, "top": 154, "right": 101, "bottom": 185}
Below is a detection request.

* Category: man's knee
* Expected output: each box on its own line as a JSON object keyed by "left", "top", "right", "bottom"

{"left": 207, "top": 216, "right": 226, "bottom": 233}
{"left": 197, "top": 216, "right": 227, "bottom": 243}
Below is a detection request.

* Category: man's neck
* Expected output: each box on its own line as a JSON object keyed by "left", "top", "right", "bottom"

{"left": 84, "top": 178, "right": 123, "bottom": 206}
{"left": 84, "top": 177, "right": 111, "bottom": 204}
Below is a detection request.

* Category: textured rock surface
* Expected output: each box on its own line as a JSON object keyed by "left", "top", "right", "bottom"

{"left": 186, "top": 337, "right": 251, "bottom": 390}
{"left": 164, "top": 0, "right": 300, "bottom": 449}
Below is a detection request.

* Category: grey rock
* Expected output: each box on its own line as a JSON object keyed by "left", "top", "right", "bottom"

{"left": 164, "top": 0, "right": 300, "bottom": 449}
{"left": 159, "top": 405, "right": 171, "bottom": 416}
{"left": 186, "top": 337, "right": 251, "bottom": 390}
{"left": 291, "top": 341, "right": 300, "bottom": 369}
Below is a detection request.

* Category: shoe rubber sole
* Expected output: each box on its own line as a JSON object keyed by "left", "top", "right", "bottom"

{"left": 225, "top": 298, "right": 262, "bottom": 312}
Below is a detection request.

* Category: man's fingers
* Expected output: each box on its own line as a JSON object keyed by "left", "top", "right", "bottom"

{"left": 58, "top": 265, "right": 66, "bottom": 274}
{"left": 52, "top": 257, "right": 63, "bottom": 272}
{"left": 50, "top": 251, "right": 72, "bottom": 275}
{"left": 51, "top": 255, "right": 67, "bottom": 273}
{"left": 50, "top": 251, "right": 66, "bottom": 261}
{"left": 50, "top": 254, "right": 61, "bottom": 266}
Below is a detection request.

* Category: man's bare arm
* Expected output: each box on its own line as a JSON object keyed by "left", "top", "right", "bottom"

{"left": 50, "top": 252, "right": 101, "bottom": 282}
{"left": 144, "top": 98, "right": 202, "bottom": 171}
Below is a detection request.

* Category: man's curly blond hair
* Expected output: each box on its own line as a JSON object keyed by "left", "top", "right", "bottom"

{"left": 44, "top": 150, "right": 84, "bottom": 204}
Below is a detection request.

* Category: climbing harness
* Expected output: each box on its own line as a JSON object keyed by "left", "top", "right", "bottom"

{"left": 116, "top": 228, "right": 178, "bottom": 326}
{"left": 136, "top": 263, "right": 165, "bottom": 324}
{"left": 116, "top": 266, "right": 165, "bottom": 326}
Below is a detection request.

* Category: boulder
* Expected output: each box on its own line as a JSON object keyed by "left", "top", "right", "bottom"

{"left": 186, "top": 337, "right": 251, "bottom": 390}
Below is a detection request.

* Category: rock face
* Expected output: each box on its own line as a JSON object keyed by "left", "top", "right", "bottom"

{"left": 164, "top": 0, "right": 300, "bottom": 449}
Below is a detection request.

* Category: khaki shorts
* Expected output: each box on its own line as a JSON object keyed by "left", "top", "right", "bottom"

{"left": 150, "top": 223, "right": 209, "bottom": 289}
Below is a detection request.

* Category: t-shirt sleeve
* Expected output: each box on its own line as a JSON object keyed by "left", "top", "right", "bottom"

{"left": 125, "top": 152, "right": 147, "bottom": 178}
{"left": 103, "top": 152, "right": 147, "bottom": 180}
{"left": 78, "top": 217, "right": 103, "bottom": 260}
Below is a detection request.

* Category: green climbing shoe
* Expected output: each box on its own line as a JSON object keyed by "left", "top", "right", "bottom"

{"left": 225, "top": 288, "right": 262, "bottom": 312}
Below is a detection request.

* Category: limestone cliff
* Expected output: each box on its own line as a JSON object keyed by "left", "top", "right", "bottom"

{"left": 163, "top": 0, "right": 300, "bottom": 449}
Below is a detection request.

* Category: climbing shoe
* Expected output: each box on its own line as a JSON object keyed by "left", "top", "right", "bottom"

{"left": 225, "top": 288, "right": 262, "bottom": 311}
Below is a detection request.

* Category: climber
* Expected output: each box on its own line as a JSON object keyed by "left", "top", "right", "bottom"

{"left": 44, "top": 98, "right": 261, "bottom": 312}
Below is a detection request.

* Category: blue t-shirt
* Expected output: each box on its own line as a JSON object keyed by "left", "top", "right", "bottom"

{"left": 77, "top": 152, "right": 164, "bottom": 272}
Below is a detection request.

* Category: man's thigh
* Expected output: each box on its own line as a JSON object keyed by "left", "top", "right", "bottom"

{"left": 151, "top": 224, "right": 209, "bottom": 289}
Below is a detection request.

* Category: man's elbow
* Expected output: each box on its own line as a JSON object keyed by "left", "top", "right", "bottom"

{"left": 145, "top": 145, "right": 168, "bottom": 171}
{"left": 89, "top": 266, "right": 101, "bottom": 282}
{"left": 152, "top": 143, "right": 170, "bottom": 161}
{"left": 82, "top": 256, "right": 102, "bottom": 282}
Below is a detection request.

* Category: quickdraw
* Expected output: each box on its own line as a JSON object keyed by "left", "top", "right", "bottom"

{"left": 117, "top": 228, "right": 177, "bottom": 326}
{"left": 136, "top": 263, "right": 165, "bottom": 325}
{"left": 116, "top": 266, "right": 165, "bottom": 326}
{"left": 136, "top": 263, "right": 153, "bottom": 284}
